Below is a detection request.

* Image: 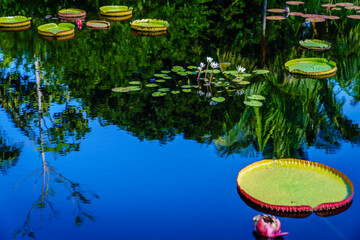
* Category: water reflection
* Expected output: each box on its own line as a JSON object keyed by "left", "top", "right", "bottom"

{"left": 13, "top": 58, "right": 98, "bottom": 239}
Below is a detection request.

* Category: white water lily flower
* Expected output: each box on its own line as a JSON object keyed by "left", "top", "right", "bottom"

{"left": 197, "top": 67, "right": 202, "bottom": 71}
{"left": 211, "top": 62, "right": 219, "bottom": 68}
{"left": 200, "top": 62, "right": 205, "bottom": 68}
{"left": 237, "top": 66, "right": 246, "bottom": 73}
{"left": 207, "top": 57, "right": 213, "bottom": 62}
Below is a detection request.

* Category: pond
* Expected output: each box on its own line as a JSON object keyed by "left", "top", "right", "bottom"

{"left": 1, "top": 0, "right": 360, "bottom": 239}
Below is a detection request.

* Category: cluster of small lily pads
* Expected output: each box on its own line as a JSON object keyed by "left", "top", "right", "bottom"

{"left": 266, "top": 1, "right": 360, "bottom": 22}
{"left": 112, "top": 57, "right": 269, "bottom": 107}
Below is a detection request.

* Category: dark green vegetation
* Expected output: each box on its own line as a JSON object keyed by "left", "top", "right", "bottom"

{"left": 1, "top": 0, "right": 360, "bottom": 160}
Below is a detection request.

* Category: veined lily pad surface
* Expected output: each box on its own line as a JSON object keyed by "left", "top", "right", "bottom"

{"left": 58, "top": 8, "right": 86, "bottom": 18}
{"left": 237, "top": 159, "right": 354, "bottom": 212}
{"left": 38, "top": 23, "right": 75, "bottom": 37}
{"left": 100, "top": 6, "right": 133, "bottom": 17}
{"left": 130, "top": 19, "right": 170, "bottom": 32}
{"left": 299, "top": 39, "right": 331, "bottom": 51}
{"left": 285, "top": 58, "right": 337, "bottom": 76}
{"left": 0, "top": 16, "right": 31, "bottom": 28}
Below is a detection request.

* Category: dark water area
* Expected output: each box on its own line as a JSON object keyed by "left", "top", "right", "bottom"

{"left": 1, "top": 0, "right": 360, "bottom": 239}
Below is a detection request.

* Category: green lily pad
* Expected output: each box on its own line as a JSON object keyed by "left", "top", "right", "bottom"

{"left": 211, "top": 97, "right": 226, "bottom": 102}
{"left": 152, "top": 92, "right": 166, "bottom": 97}
{"left": 100, "top": 6, "right": 133, "bottom": 17}
{"left": 234, "top": 80, "right": 251, "bottom": 85}
{"left": 285, "top": 58, "right": 337, "bottom": 76}
{"left": 181, "top": 85, "right": 192, "bottom": 89}
{"left": 131, "top": 19, "right": 170, "bottom": 32}
{"left": 161, "top": 70, "right": 171, "bottom": 74}
{"left": 182, "top": 89, "right": 191, "bottom": 93}
{"left": 253, "top": 69, "right": 270, "bottom": 74}
{"left": 146, "top": 83, "right": 159, "bottom": 87}
{"left": 248, "top": 95, "right": 266, "bottom": 100}
{"left": 38, "top": 23, "right": 75, "bottom": 36}
{"left": 223, "top": 70, "right": 239, "bottom": 76}
{"left": 187, "top": 66, "right": 197, "bottom": 69}
{"left": 163, "top": 76, "right": 172, "bottom": 80}
{"left": 154, "top": 73, "right": 168, "bottom": 78}
{"left": 0, "top": 16, "right": 32, "bottom": 28}
{"left": 239, "top": 73, "right": 252, "bottom": 77}
{"left": 155, "top": 79, "right": 166, "bottom": 83}
{"left": 244, "top": 100, "right": 263, "bottom": 107}
{"left": 112, "top": 86, "right": 140, "bottom": 92}
{"left": 177, "top": 72, "right": 188, "bottom": 76}
{"left": 158, "top": 88, "right": 170, "bottom": 92}
{"left": 129, "top": 81, "right": 141, "bottom": 85}
{"left": 299, "top": 39, "right": 331, "bottom": 51}
{"left": 237, "top": 159, "right": 354, "bottom": 212}
{"left": 58, "top": 8, "right": 86, "bottom": 17}
{"left": 171, "top": 90, "right": 180, "bottom": 94}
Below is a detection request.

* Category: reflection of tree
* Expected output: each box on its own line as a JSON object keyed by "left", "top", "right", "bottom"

{"left": 13, "top": 58, "right": 97, "bottom": 239}
{"left": 0, "top": 129, "right": 22, "bottom": 174}
{"left": 215, "top": 74, "right": 360, "bottom": 159}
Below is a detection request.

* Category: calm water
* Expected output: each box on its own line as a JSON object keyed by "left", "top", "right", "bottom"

{"left": 1, "top": 1, "right": 360, "bottom": 239}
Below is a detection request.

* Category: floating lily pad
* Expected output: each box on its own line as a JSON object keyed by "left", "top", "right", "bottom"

{"left": 288, "top": 12, "right": 303, "bottom": 16}
{"left": 234, "top": 80, "right": 251, "bottom": 85}
{"left": 267, "top": 9, "right": 286, "bottom": 13}
{"left": 347, "top": 15, "right": 360, "bottom": 19}
{"left": 146, "top": 83, "right": 159, "bottom": 87}
{"left": 100, "top": 6, "right": 133, "bottom": 17}
{"left": 171, "top": 91, "right": 180, "bottom": 94}
{"left": 129, "top": 81, "right": 141, "bottom": 85}
{"left": 163, "top": 76, "right": 172, "bottom": 80}
{"left": 211, "top": 97, "right": 225, "bottom": 102}
{"left": 336, "top": 3, "right": 354, "bottom": 7}
{"left": 299, "top": 39, "right": 331, "bottom": 51}
{"left": 284, "top": 58, "right": 337, "bottom": 76}
{"left": 237, "top": 159, "right": 354, "bottom": 212}
{"left": 305, "top": 17, "right": 325, "bottom": 22}
{"left": 0, "top": 16, "right": 32, "bottom": 28}
{"left": 152, "top": 92, "right": 166, "bottom": 97}
{"left": 58, "top": 8, "right": 86, "bottom": 18}
{"left": 130, "top": 19, "right": 170, "bottom": 32}
{"left": 161, "top": 70, "right": 171, "bottom": 74}
{"left": 266, "top": 16, "right": 286, "bottom": 20}
{"left": 86, "top": 20, "right": 110, "bottom": 29}
{"left": 321, "top": 3, "right": 337, "bottom": 8}
{"left": 182, "top": 89, "right": 191, "bottom": 93}
{"left": 244, "top": 100, "right": 263, "bottom": 107}
{"left": 253, "top": 69, "right": 270, "bottom": 74}
{"left": 325, "top": 15, "right": 340, "bottom": 20}
{"left": 38, "top": 23, "right": 75, "bottom": 37}
{"left": 158, "top": 88, "right": 170, "bottom": 92}
{"left": 187, "top": 66, "right": 197, "bottom": 69}
{"left": 112, "top": 86, "right": 140, "bottom": 92}
{"left": 239, "top": 73, "right": 252, "bottom": 77}
{"left": 286, "top": 1, "right": 304, "bottom": 5}
{"left": 181, "top": 85, "right": 192, "bottom": 89}
{"left": 155, "top": 79, "right": 166, "bottom": 83}
{"left": 248, "top": 95, "right": 266, "bottom": 100}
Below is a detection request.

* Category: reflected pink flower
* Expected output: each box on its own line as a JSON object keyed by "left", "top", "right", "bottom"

{"left": 253, "top": 214, "right": 289, "bottom": 238}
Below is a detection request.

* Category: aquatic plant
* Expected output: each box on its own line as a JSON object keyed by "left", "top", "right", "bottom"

{"left": 253, "top": 214, "right": 288, "bottom": 238}
{"left": 209, "top": 62, "right": 219, "bottom": 84}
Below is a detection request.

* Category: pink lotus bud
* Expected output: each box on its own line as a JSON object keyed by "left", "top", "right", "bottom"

{"left": 76, "top": 18, "right": 82, "bottom": 30}
{"left": 253, "top": 214, "right": 289, "bottom": 238}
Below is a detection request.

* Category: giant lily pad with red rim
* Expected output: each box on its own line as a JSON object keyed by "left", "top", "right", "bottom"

{"left": 284, "top": 58, "right": 337, "bottom": 76}
{"left": 100, "top": 6, "right": 133, "bottom": 17}
{"left": 58, "top": 8, "right": 86, "bottom": 18}
{"left": 237, "top": 159, "right": 354, "bottom": 213}
{"left": 38, "top": 23, "right": 75, "bottom": 37}
{"left": 130, "top": 19, "right": 170, "bottom": 32}
{"left": 299, "top": 39, "right": 331, "bottom": 51}
{"left": 0, "top": 16, "right": 32, "bottom": 28}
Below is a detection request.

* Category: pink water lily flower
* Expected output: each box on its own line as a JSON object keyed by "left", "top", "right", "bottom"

{"left": 253, "top": 214, "right": 289, "bottom": 238}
